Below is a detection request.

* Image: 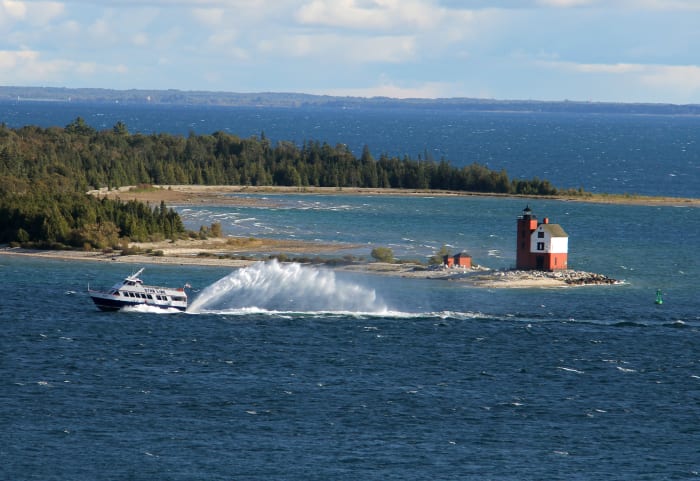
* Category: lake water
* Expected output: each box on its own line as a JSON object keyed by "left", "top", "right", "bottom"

{"left": 1, "top": 102, "right": 699, "bottom": 480}
{"left": 2, "top": 101, "right": 699, "bottom": 197}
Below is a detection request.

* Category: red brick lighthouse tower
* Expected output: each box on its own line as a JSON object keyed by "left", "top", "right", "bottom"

{"left": 516, "top": 205, "right": 538, "bottom": 269}
{"left": 516, "top": 205, "right": 569, "bottom": 271}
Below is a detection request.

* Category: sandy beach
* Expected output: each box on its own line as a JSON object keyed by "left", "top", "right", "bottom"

{"left": 0, "top": 243, "right": 620, "bottom": 289}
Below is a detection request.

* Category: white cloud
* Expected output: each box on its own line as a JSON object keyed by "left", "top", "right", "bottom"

{"left": 296, "top": 0, "right": 443, "bottom": 31}
{"left": 0, "top": 49, "right": 39, "bottom": 69}
{"left": 2, "top": 0, "right": 698, "bottom": 102}
{"left": 0, "top": 48, "right": 127, "bottom": 84}
{"left": 1, "top": 1, "right": 27, "bottom": 20}
{"left": 536, "top": 0, "right": 600, "bottom": 7}
{"left": 621, "top": 0, "right": 700, "bottom": 10}
{"left": 206, "top": 29, "right": 249, "bottom": 60}
{"left": 539, "top": 60, "right": 700, "bottom": 98}
{"left": 87, "top": 18, "right": 115, "bottom": 41}
{"left": 569, "top": 62, "right": 645, "bottom": 74}
{"left": 529, "top": 0, "right": 700, "bottom": 9}
{"left": 259, "top": 33, "right": 417, "bottom": 63}
{"left": 1, "top": 1, "right": 64, "bottom": 27}
{"left": 319, "top": 79, "right": 456, "bottom": 98}
{"left": 131, "top": 32, "right": 149, "bottom": 47}
{"left": 639, "top": 64, "right": 700, "bottom": 93}
{"left": 192, "top": 8, "right": 225, "bottom": 26}
{"left": 207, "top": 29, "right": 238, "bottom": 47}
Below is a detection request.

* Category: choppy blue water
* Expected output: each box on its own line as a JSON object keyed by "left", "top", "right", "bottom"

{"left": 2, "top": 101, "right": 699, "bottom": 197}
{"left": 2, "top": 103, "right": 700, "bottom": 479}
{"left": 3, "top": 197, "right": 700, "bottom": 480}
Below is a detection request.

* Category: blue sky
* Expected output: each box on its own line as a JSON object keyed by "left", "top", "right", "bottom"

{"left": 1, "top": 0, "right": 700, "bottom": 103}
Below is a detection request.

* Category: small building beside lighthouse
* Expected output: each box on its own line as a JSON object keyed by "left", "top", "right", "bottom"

{"left": 516, "top": 206, "right": 568, "bottom": 271}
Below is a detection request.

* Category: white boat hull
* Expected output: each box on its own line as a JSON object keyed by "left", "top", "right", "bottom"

{"left": 88, "top": 268, "right": 188, "bottom": 312}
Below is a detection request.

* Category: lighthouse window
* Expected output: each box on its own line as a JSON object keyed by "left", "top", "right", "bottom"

{"left": 537, "top": 242, "right": 545, "bottom": 251}
{"left": 538, "top": 231, "right": 545, "bottom": 238}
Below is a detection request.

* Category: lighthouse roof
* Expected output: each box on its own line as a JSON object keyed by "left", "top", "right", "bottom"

{"left": 539, "top": 223, "right": 568, "bottom": 237}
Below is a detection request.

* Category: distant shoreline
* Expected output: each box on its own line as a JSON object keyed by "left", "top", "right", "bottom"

{"left": 3, "top": 86, "right": 700, "bottom": 115}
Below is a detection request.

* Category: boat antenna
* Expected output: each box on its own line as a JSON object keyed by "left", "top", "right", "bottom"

{"left": 129, "top": 267, "right": 145, "bottom": 280}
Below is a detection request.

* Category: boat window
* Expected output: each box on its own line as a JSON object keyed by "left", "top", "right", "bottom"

{"left": 172, "top": 296, "right": 186, "bottom": 302}
{"left": 129, "top": 292, "right": 136, "bottom": 298}
{"left": 147, "top": 295, "right": 153, "bottom": 300}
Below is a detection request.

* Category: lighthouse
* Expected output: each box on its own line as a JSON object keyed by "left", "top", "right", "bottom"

{"left": 516, "top": 206, "right": 568, "bottom": 271}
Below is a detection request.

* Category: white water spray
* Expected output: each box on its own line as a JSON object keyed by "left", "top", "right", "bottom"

{"left": 187, "top": 260, "right": 388, "bottom": 315}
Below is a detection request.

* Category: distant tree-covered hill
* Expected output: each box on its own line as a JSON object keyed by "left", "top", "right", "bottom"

{"left": 2, "top": 86, "right": 699, "bottom": 114}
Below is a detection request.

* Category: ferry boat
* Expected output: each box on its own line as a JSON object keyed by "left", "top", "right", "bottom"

{"left": 88, "top": 268, "right": 188, "bottom": 312}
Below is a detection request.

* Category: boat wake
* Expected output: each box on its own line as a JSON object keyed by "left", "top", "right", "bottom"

{"left": 187, "top": 260, "right": 388, "bottom": 315}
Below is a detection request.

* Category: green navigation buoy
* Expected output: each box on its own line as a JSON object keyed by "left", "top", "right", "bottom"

{"left": 655, "top": 289, "right": 663, "bottom": 305}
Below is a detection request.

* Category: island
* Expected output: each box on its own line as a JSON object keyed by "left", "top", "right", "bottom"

{"left": 1, "top": 184, "right": 639, "bottom": 288}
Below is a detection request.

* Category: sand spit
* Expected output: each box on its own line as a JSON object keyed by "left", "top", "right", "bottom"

{"left": 88, "top": 184, "right": 700, "bottom": 208}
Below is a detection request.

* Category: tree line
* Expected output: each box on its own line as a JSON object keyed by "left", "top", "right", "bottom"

{"left": 0, "top": 188, "right": 185, "bottom": 249}
{"left": 0, "top": 117, "right": 557, "bottom": 195}
{"left": 0, "top": 117, "right": 559, "bottom": 247}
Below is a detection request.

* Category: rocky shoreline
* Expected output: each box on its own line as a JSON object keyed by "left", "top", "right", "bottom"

{"left": 361, "top": 264, "right": 621, "bottom": 288}
{"left": 457, "top": 268, "right": 621, "bottom": 288}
